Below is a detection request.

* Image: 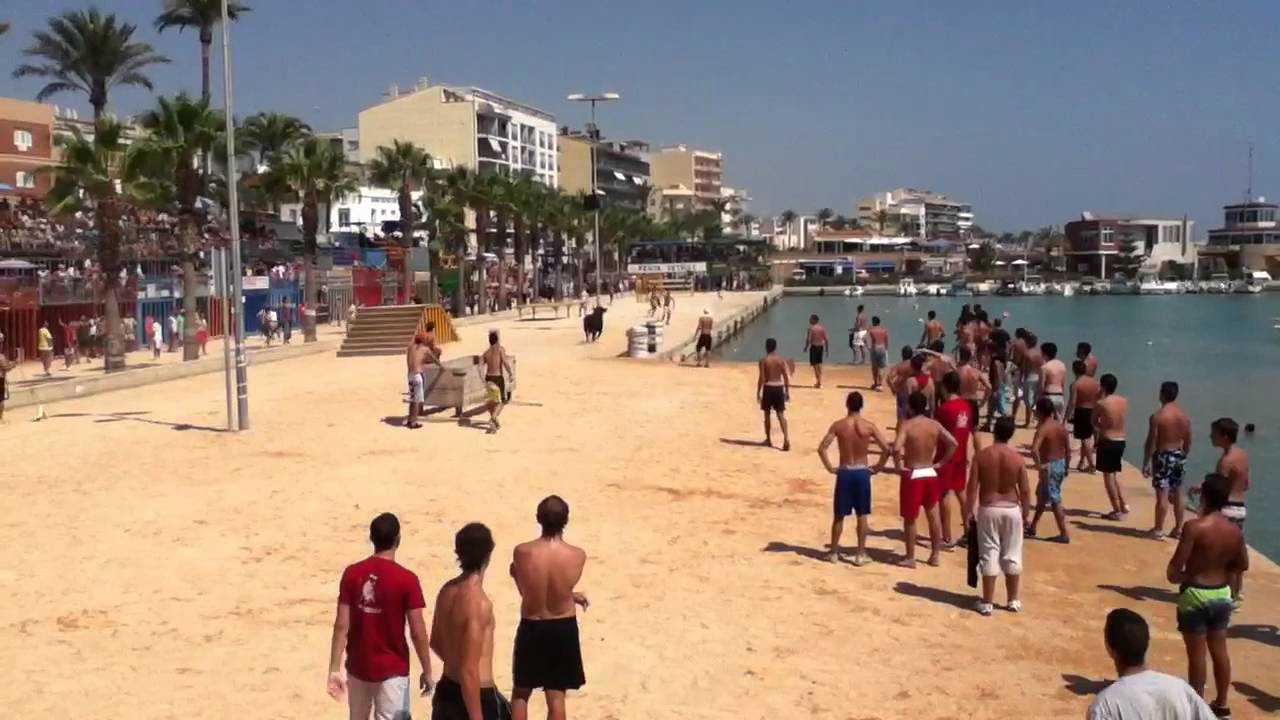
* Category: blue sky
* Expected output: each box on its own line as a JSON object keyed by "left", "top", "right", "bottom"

{"left": 2, "top": 1, "right": 1278, "bottom": 233}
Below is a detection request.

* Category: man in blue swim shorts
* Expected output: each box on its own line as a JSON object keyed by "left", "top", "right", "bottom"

{"left": 1143, "top": 381, "right": 1192, "bottom": 540}
{"left": 1027, "top": 398, "right": 1071, "bottom": 543}
{"left": 818, "top": 391, "right": 891, "bottom": 566}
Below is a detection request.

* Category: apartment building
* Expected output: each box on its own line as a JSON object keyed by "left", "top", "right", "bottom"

{"left": 0, "top": 97, "right": 56, "bottom": 200}
{"left": 855, "top": 187, "right": 974, "bottom": 240}
{"left": 647, "top": 144, "right": 723, "bottom": 210}
{"left": 557, "top": 130, "right": 650, "bottom": 211}
{"left": 357, "top": 81, "right": 558, "bottom": 187}
{"left": 1064, "top": 212, "right": 1196, "bottom": 277}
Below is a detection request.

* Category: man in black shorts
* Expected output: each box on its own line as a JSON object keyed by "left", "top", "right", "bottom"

{"left": 1093, "top": 373, "right": 1131, "bottom": 520}
{"left": 757, "top": 338, "right": 792, "bottom": 451}
{"left": 694, "top": 309, "right": 714, "bottom": 368}
{"left": 803, "top": 314, "right": 829, "bottom": 389}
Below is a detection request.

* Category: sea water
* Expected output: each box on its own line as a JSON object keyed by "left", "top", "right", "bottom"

{"left": 717, "top": 293, "right": 1280, "bottom": 561}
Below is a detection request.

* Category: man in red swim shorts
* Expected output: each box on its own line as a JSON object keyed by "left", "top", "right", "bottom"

{"left": 893, "top": 390, "right": 958, "bottom": 568}
{"left": 935, "top": 370, "right": 976, "bottom": 548}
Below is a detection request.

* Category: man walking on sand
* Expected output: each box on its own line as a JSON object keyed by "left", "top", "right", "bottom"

{"left": 964, "top": 416, "right": 1031, "bottom": 615}
{"left": 405, "top": 334, "right": 439, "bottom": 430}
{"left": 757, "top": 338, "right": 792, "bottom": 451}
{"left": 1065, "top": 360, "right": 1100, "bottom": 473}
{"left": 893, "top": 391, "right": 958, "bottom": 568}
{"left": 1143, "top": 381, "right": 1192, "bottom": 540}
{"left": 935, "top": 371, "right": 976, "bottom": 548}
{"left": 37, "top": 321, "right": 53, "bottom": 375}
{"left": 867, "top": 317, "right": 890, "bottom": 390}
{"left": 431, "top": 523, "right": 511, "bottom": 720}
{"left": 818, "top": 391, "right": 891, "bottom": 566}
{"left": 803, "top": 314, "right": 829, "bottom": 388}
{"left": 1093, "top": 373, "right": 1130, "bottom": 520}
{"left": 1027, "top": 397, "right": 1072, "bottom": 543}
{"left": 1167, "top": 473, "right": 1247, "bottom": 717}
{"left": 510, "top": 497, "right": 589, "bottom": 720}
{"left": 1088, "top": 608, "right": 1215, "bottom": 720}
{"left": 482, "top": 330, "right": 514, "bottom": 434}
{"left": 328, "top": 513, "right": 433, "bottom": 720}
{"left": 1210, "top": 418, "right": 1250, "bottom": 605}
{"left": 694, "top": 310, "right": 714, "bottom": 368}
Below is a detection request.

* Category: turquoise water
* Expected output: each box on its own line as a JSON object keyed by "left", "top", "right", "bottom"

{"left": 718, "top": 294, "right": 1280, "bottom": 560}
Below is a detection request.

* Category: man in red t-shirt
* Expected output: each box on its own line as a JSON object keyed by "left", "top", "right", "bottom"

{"left": 328, "top": 513, "right": 433, "bottom": 720}
{"left": 936, "top": 371, "right": 975, "bottom": 548}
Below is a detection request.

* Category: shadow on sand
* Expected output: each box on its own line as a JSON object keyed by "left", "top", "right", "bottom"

{"left": 49, "top": 410, "right": 224, "bottom": 433}
{"left": 762, "top": 541, "right": 899, "bottom": 565}
{"left": 1228, "top": 624, "right": 1280, "bottom": 648}
{"left": 1073, "top": 521, "right": 1155, "bottom": 540}
{"left": 893, "top": 581, "right": 973, "bottom": 611}
{"left": 1233, "top": 681, "right": 1280, "bottom": 713}
{"left": 1096, "top": 584, "right": 1178, "bottom": 604}
{"left": 1061, "top": 674, "right": 1112, "bottom": 697}
{"left": 719, "top": 437, "right": 773, "bottom": 450}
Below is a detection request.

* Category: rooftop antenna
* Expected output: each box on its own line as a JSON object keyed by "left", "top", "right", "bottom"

{"left": 1246, "top": 142, "right": 1254, "bottom": 203}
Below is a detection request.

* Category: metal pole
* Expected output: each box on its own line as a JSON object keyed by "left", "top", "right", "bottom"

{"left": 590, "top": 100, "right": 602, "bottom": 300}
{"left": 218, "top": 247, "right": 233, "bottom": 430}
{"left": 221, "top": 0, "right": 249, "bottom": 430}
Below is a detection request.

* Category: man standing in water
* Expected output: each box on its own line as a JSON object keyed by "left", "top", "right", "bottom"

{"left": 867, "top": 317, "right": 890, "bottom": 390}
{"left": 1065, "top": 360, "right": 1100, "bottom": 473}
{"left": 803, "top": 314, "right": 829, "bottom": 388}
{"left": 817, "top": 391, "right": 891, "bottom": 566}
{"left": 482, "top": 330, "right": 514, "bottom": 434}
{"left": 850, "top": 305, "right": 869, "bottom": 364}
{"left": 510, "top": 496, "right": 588, "bottom": 720}
{"left": 893, "top": 391, "right": 958, "bottom": 568}
{"left": 1028, "top": 397, "right": 1072, "bottom": 543}
{"left": 1167, "top": 473, "right": 1247, "bottom": 717}
{"left": 431, "top": 523, "right": 511, "bottom": 720}
{"left": 1093, "top": 373, "right": 1130, "bottom": 520}
{"left": 757, "top": 338, "right": 792, "bottom": 451}
{"left": 1210, "top": 418, "right": 1250, "bottom": 604}
{"left": 1143, "top": 381, "right": 1192, "bottom": 540}
{"left": 328, "top": 513, "right": 433, "bottom": 720}
{"left": 693, "top": 310, "right": 714, "bottom": 368}
{"left": 965, "top": 416, "right": 1031, "bottom": 615}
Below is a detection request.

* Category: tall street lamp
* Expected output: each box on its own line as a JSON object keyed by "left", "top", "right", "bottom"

{"left": 220, "top": 0, "right": 249, "bottom": 430}
{"left": 567, "top": 92, "right": 620, "bottom": 301}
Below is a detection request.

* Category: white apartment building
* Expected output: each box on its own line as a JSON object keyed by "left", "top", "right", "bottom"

{"left": 855, "top": 187, "right": 974, "bottom": 240}
{"left": 280, "top": 186, "right": 422, "bottom": 233}
{"left": 358, "top": 80, "right": 559, "bottom": 188}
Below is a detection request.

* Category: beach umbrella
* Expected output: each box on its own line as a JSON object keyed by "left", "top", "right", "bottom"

{"left": 1011, "top": 259, "right": 1028, "bottom": 265}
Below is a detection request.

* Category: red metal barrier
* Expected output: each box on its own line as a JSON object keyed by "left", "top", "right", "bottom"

{"left": 0, "top": 306, "right": 38, "bottom": 360}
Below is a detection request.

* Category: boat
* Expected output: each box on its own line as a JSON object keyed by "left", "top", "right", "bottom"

{"left": 897, "top": 278, "right": 918, "bottom": 297}
{"left": 1017, "top": 275, "right": 1047, "bottom": 295}
{"left": 1137, "top": 271, "right": 1180, "bottom": 295}
{"left": 949, "top": 278, "right": 973, "bottom": 296}
{"left": 1235, "top": 270, "right": 1271, "bottom": 294}
{"left": 970, "top": 281, "right": 992, "bottom": 296}
{"left": 1061, "top": 282, "right": 1076, "bottom": 297}
{"left": 994, "top": 279, "right": 1021, "bottom": 296}
{"left": 1078, "top": 279, "right": 1100, "bottom": 296}
{"left": 842, "top": 286, "right": 865, "bottom": 297}
{"left": 1202, "top": 273, "right": 1232, "bottom": 294}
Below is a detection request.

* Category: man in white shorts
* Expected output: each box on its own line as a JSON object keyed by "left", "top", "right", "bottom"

{"left": 965, "top": 416, "right": 1030, "bottom": 615}
{"left": 850, "top": 304, "right": 869, "bottom": 364}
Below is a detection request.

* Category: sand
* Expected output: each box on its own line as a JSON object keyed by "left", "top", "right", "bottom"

{"left": 2, "top": 290, "right": 1277, "bottom": 719}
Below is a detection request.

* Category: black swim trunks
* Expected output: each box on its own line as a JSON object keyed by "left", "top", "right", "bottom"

{"left": 696, "top": 333, "right": 712, "bottom": 352}
{"left": 809, "top": 345, "right": 825, "bottom": 366}
{"left": 513, "top": 616, "right": 586, "bottom": 691}
{"left": 1072, "top": 407, "right": 1094, "bottom": 440}
{"left": 761, "top": 385, "right": 786, "bottom": 413}
{"left": 433, "top": 677, "right": 511, "bottom": 720}
{"left": 1097, "top": 438, "right": 1126, "bottom": 473}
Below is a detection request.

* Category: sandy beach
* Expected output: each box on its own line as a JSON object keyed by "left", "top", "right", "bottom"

{"left": 2, "top": 290, "right": 1277, "bottom": 719}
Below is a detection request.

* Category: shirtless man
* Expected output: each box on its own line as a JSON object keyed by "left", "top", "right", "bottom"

{"left": 693, "top": 310, "right": 714, "bottom": 368}
{"left": 803, "top": 314, "right": 828, "bottom": 388}
{"left": 757, "top": 338, "right": 791, "bottom": 451}
{"left": 1039, "top": 342, "right": 1067, "bottom": 421}
{"left": 850, "top": 305, "right": 869, "bottom": 365}
{"left": 1014, "top": 333, "right": 1043, "bottom": 428}
{"left": 431, "top": 523, "right": 510, "bottom": 720}
{"left": 1028, "top": 397, "right": 1072, "bottom": 543}
{"left": 964, "top": 416, "right": 1031, "bottom": 615}
{"left": 1210, "top": 418, "right": 1250, "bottom": 604}
{"left": 1077, "top": 341, "right": 1099, "bottom": 377}
{"left": 1166, "top": 473, "right": 1247, "bottom": 716}
{"left": 817, "top": 392, "right": 891, "bottom": 565}
{"left": 1065, "top": 360, "right": 1101, "bottom": 473}
{"left": 481, "top": 331, "right": 514, "bottom": 434}
{"left": 892, "top": 391, "right": 958, "bottom": 568}
{"left": 956, "top": 345, "right": 990, "bottom": 425}
{"left": 1143, "top": 381, "right": 1192, "bottom": 540}
{"left": 867, "top": 317, "right": 890, "bottom": 390}
{"left": 904, "top": 354, "right": 933, "bottom": 417}
{"left": 887, "top": 346, "right": 915, "bottom": 424}
{"left": 919, "top": 310, "right": 944, "bottom": 348}
{"left": 406, "top": 334, "right": 439, "bottom": 430}
{"left": 510, "top": 497, "right": 588, "bottom": 720}
{"left": 1093, "top": 374, "right": 1130, "bottom": 520}
{"left": 662, "top": 290, "right": 674, "bottom": 325}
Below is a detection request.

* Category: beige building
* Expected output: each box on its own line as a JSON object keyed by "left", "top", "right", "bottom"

{"left": 356, "top": 82, "right": 558, "bottom": 187}
{"left": 646, "top": 144, "right": 723, "bottom": 210}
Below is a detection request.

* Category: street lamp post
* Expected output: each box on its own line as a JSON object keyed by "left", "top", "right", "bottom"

{"left": 220, "top": 0, "right": 249, "bottom": 430}
{"left": 567, "top": 92, "right": 620, "bottom": 301}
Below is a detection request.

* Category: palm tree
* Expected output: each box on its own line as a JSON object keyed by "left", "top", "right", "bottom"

{"left": 14, "top": 8, "right": 169, "bottom": 120}
{"left": 440, "top": 168, "right": 476, "bottom": 312}
{"left": 155, "top": 0, "right": 251, "bottom": 103}
{"left": 817, "top": 207, "right": 833, "bottom": 230}
{"left": 276, "top": 137, "right": 356, "bottom": 341}
{"left": 778, "top": 209, "right": 797, "bottom": 246}
{"left": 368, "top": 140, "right": 436, "bottom": 302}
{"left": 241, "top": 111, "right": 311, "bottom": 169}
{"left": 737, "top": 212, "right": 757, "bottom": 238}
{"left": 457, "top": 171, "right": 505, "bottom": 313}
{"left": 131, "top": 93, "right": 223, "bottom": 361}
{"left": 45, "top": 118, "right": 141, "bottom": 371}
{"left": 503, "top": 173, "right": 544, "bottom": 306}
{"left": 871, "top": 208, "right": 890, "bottom": 235}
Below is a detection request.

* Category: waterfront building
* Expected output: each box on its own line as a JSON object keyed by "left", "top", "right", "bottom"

{"left": 647, "top": 144, "right": 723, "bottom": 211}
{"left": 647, "top": 184, "right": 696, "bottom": 222}
{"left": 855, "top": 187, "right": 974, "bottom": 240}
{"left": 1063, "top": 213, "right": 1196, "bottom": 278}
{"left": 557, "top": 130, "right": 650, "bottom": 211}
{"left": 0, "top": 97, "right": 55, "bottom": 200}
{"left": 720, "top": 187, "right": 757, "bottom": 235}
{"left": 357, "top": 81, "right": 558, "bottom": 187}
{"left": 1200, "top": 197, "right": 1280, "bottom": 276}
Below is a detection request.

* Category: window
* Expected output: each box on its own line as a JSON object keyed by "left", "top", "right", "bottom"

{"left": 15, "top": 171, "right": 35, "bottom": 188}
{"left": 13, "top": 129, "right": 34, "bottom": 152}
{"left": 337, "top": 208, "right": 350, "bottom": 226}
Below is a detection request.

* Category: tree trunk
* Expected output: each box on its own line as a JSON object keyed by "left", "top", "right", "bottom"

{"left": 181, "top": 257, "right": 200, "bottom": 361}
{"left": 554, "top": 232, "right": 564, "bottom": 301}
{"left": 103, "top": 284, "right": 126, "bottom": 372}
{"left": 495, "top": 210, "right": 509, "bottom": 311}
{"left": 474, "top": 204, "right": 489, "bottom": 314}
{"left": 302, "top": 192, "right": 319, "bottom": 342}
{"left": 575, "top": 236, "right": 586, "bottom": 297}
{"left": 95, "top": 195, "right": 126, "bottom": 370}
{"left": 400, "top": 183, "right": 415, "bottom": 303}
{"left": 200, "top": 32, "right": 213, "bottom": 104}
{"left": 454, "top": 242, "right": 466, "bottom": 316}
{"left": 513, "top": 216, "right": 527, "bottom": 306}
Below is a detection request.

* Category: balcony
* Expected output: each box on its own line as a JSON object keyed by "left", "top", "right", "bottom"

{"left": 477, "top": 137, "right": 509, "bottom": 162}
{"left": 476, "top": 116, "right": 510, "bottom": 138}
